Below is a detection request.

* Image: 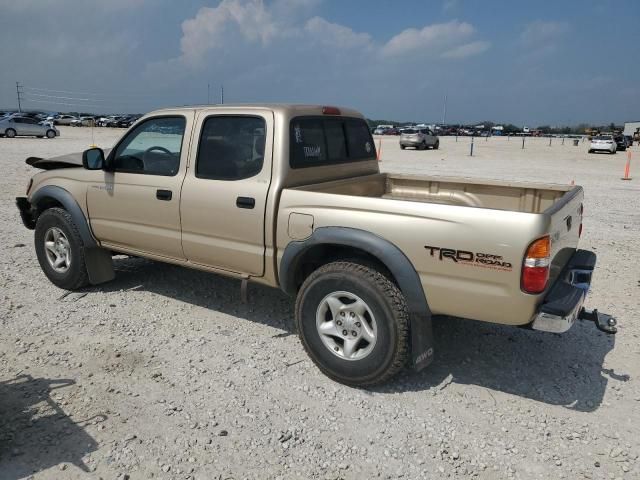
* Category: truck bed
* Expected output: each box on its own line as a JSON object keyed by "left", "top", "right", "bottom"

{"left": 292, "top": 173, "right": 571, "bottom": 214}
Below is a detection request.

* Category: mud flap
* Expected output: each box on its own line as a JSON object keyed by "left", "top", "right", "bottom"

{"left": 410, "top": 312, "right": 435, "bottom": 371}
{"left": 84, "top": 248, "right": 115, "bottom": 285}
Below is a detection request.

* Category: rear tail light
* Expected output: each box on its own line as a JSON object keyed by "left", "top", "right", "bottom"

{"left": 322, "top": 106, "right": 341, "bottom": 115}
{"left": 522, "top": 235, "right": 551, "bottom": 294}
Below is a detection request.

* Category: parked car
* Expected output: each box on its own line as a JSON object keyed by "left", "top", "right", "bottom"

{"left": 613, "top": 135, "right": 628, "bottom": 151}
{"left": 588, "top": 135, "right": 616, "bottom": 154}
{"left": 115, "top": 116, "right": 139, "bottom": 128}
{"left": 54, "top": 115, "right": 78, "bottom": 126}
{"left": 399, "top": 128, "right": 439, "bottom": 150}
{"left": 384, "top": 128, "right": 400, "bottom": 135}
{"left": 16, "top": 104, "right": 616, "bottom": 386}
{"left": 0, "top": 116, "right": 59, "bottom": 138}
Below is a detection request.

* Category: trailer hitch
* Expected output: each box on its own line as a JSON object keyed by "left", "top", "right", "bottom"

{"left": 578, "top": 308, "right": 617, "bottom": 334}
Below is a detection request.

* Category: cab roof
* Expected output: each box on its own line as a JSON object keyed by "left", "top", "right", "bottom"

{"left": 150, "top": 103, "right": 366, "bottom": 119}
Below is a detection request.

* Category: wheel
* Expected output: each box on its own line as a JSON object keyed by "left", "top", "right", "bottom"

{"left": 433, "top": 141, "right": 439, "bottom": 150}
{"left": 5, "top": 128, "right": 16, "bottom": 138}
{"left": 46, "top": 129, "right": 56, "bottom": 139}
{"left": 610, "top": 149, "right": 616, "bottom": 154}
{"left": 400, "top": 145, "right": 406, "bottom": 150}
{"left": 588, "top": 149, "right": 593, "bottom": 154}
{"left": 420, "top": 142, "right": 427, "bottom": 150}
{"left": 34, "top": 208, "right": 90, "bottom": 290}
{"left": 295, "top": 261, "right": 409, "bottom": 386}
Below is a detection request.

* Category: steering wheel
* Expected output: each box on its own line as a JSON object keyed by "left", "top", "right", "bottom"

{"left": 143, "top": 146, "right": 172, "bottom": 162}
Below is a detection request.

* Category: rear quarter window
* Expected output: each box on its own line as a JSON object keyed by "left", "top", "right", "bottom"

{"left": 290, "top": 117, "right": 375, "bottom": 168}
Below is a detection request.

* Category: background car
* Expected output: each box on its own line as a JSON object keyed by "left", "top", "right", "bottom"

{"left": 54, "top": 114, "right": 78, "bottom": 125}
{"left": 614, "top": 135, "right": 628, "bottom": 151}
{"left": 588, "top": 135, "right": 616, "bottom": 154}
{"left": 0, "top": 116, "right": 59, "bottom": 138}
{"left": 399, "top": 127, "right": 439, "bottom": 150}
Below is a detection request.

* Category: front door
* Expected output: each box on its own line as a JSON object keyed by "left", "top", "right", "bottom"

{"left": 180, "top": 110, "right": 273, "bottom": 275}
{"left": 86, "top": 112, "right": 194, "bottom": 259}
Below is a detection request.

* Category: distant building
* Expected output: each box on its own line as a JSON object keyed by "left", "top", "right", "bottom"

{"left": 623, "top": 121, "right": 640, "bottom": 138}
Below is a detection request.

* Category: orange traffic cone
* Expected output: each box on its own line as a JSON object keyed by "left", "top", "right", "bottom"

{"left": 622, "top": 150, "right": 632, "bottom": 180}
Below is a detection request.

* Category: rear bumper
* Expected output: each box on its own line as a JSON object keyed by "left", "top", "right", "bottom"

{"left": 16, "top": 196, "right": 35, "bottom": 229}
{"left": 531, "top": 249, "right": 616, "bottom": 334}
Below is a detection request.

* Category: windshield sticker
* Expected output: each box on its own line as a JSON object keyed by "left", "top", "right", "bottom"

{"left": 294, "top": 124, "right": 303, "bottom": 144}
{"left": 365, "top": 142, "right": 372, "bottom": 153}
{"left": 303, "top": 146, "right": 322, "bottom": 158}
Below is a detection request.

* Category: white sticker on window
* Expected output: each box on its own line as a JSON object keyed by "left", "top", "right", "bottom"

{"left": 303, "top": 146, "right": 321, "bottom": 158}
{"left": 294, "top": 124, "right": 303, "bottom": 144}
{"left": 365, "top": 142, "right": 371, "bottom": 153}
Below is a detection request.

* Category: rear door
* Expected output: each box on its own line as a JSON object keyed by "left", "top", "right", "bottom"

{"left": 86, "top": 112, "right": 194, "bottom": 259}
{"left": 180, "top": 109, "right": 273, "bottom": 275}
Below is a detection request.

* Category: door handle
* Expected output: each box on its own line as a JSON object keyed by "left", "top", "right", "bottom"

{"left": 236, "top": 196, "right": 255, "bottom": 209}
{"left": 156, "top": 189, "right": 172, "bottom": 201}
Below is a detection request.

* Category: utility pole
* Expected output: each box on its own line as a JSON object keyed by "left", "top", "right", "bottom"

{"left": 220, "top": 85, "right": 224, "bottom": 104}
{"left": 16, "top": 81, "right": 23, "bottom": 112}
{"left": 441, "top": 94, "right": 447, "bottom": 125}
{"left": 207, "top": 83, "right": 210, "bottom": 104}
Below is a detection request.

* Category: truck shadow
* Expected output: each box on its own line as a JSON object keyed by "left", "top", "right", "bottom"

{"left": 98, "top": 257, "right": 618, "bottom": 412}
{"left": 381, "top": 316, "right": 619, "bottom": 412}
{"left": 0, "top": 375, "right": 103, "bottom": 479}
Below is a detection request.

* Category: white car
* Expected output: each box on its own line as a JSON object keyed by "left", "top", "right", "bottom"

{"left": 588, "top": 135, "right": 616, "bottom": 154}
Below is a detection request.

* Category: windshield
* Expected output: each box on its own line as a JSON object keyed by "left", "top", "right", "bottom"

{"left": 594, "top": 136, "right": 611, "bottom": 140}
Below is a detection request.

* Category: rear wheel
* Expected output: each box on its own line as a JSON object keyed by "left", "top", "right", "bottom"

{"left": 46, "top": 129, "right": 56, "bottom": 139}
{"left": 433, "top": 140, "right": 439, "bottom": 150}
{"left": 588, "top": 149, "right": 593, "bottom": 154}
{"left": 400, "top": 145, "right": 406, "bottom": 150}
{"left": 295, "top": 261, "right": 409, "bottom": 386}
{"left": 34, "top": 208, "right": 90, "bottom": 290}
{"left": 5, "top": 128, "right": 16, "bottom": 138}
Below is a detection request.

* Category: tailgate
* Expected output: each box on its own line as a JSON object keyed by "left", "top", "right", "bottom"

{"left": 544, "top": 187, "right": 584, "bottom": 283}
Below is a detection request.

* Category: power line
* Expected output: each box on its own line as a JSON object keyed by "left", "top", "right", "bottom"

{"left": 20, "top": 97, "right": 118, "bottom": 109}
{"left": 22, "top": 85, "right": 155, "bottom": 99}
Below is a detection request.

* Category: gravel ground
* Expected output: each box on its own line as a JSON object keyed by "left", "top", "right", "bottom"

{"left": 1, "top": 126, "right": 639, "bottom": 479}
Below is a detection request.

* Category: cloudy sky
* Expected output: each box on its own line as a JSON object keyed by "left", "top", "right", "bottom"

{"left": 0, "top": 0, "right": 637, "bottom": 125}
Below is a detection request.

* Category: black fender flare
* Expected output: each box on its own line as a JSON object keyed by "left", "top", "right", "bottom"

{"left": 30, "top": 185, "right": 114, "bottom": 285}
{"left": 31, "top": 185, "right": 97, "bottom": 247}
{"left": 280, "top": 227, "right": 434, "bottom": 370}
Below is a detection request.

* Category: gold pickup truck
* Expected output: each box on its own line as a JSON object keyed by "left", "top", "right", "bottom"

{"left": 16, "top": 104, "right": 616, "bottom": 386}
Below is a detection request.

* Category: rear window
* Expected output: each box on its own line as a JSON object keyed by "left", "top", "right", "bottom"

{"left": 594, "top": 135, "right": 611, "bottom": 140}
{"left": 290, "top": 117, "right": 375, "bottom": 168}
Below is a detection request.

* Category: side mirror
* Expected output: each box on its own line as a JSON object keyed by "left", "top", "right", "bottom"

{"left": 82, "top": 147, "right": 105, "bottom": 170}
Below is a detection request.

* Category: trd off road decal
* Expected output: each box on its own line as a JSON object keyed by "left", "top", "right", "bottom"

{"left": 424, "top": 246, "right": 513, "bottom": 271}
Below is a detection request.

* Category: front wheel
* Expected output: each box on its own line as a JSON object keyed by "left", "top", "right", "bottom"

{"left": 295, "top": 261, "right": 409, "bottom": 386}
{"left": 433, "top": 140, "right": 439, "bottom": 150}
{"left": 5, "top": 128, "right": 16, "bottom": 138}
{"left": 46, "top": 129, "right": 56, "bottom": 138}
{"left": 34, "top": 208, "right": 90, "bottom": 290}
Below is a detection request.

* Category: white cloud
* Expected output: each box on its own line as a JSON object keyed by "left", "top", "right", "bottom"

{"left": 441, "top": 40, "right": 490, "bottom": 59}
{"left": 304, "top": 17, "right": 372, "bottom": 49}
{"left": 180, "top": 0, "right": 279, "bottom": 66}
{"left": 381, "top": 21, "right": 476, "bottom": 57}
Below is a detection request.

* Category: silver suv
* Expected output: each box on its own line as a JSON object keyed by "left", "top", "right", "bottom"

{"left": 400, "top": 128, "right": 439, "bottom": 150}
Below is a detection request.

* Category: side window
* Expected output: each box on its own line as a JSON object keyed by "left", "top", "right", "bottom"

{"left": 196, "top": 116, "right": 266, "bottom": 181}
{"left": 111, "top": 116, "right": 185, "bottom": 176}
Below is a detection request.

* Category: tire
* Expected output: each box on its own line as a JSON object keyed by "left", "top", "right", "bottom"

{"left": 588, "top": 149, "right": 593, "bottom": 154}
{"left": 400, "top": 145, "right": 406, "bottom": 150}
{"left": 46, "top": 129, "right": 56, "bottom": 139}
{"left": 5, "top": 128, "right": 16, "bottom": 138}
{"left": 34, "top": 208, "right": 90, "bottom": 290}
{"left": 433, "top": 141, "right": 439, "bottom": 150}
{"left": 295, "top": 261, "right": 409, "bottom": 386}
